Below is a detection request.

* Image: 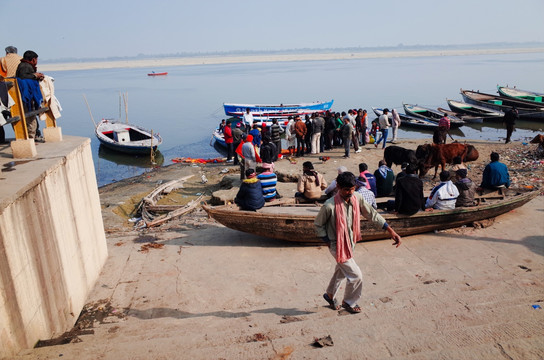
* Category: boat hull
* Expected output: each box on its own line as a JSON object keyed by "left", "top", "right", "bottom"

{"left": 372, "top": 107, "right": 438, "bottom": 130}
{"left": 403, "top": 103, "right": 465, "bottom": 128}
{"left": 497, "top": 86, "right": 544, "bottom": 105}
{"left": 223, "top": 100, "right": 334, "bottom": 120}
{"left": 202, "top": 191, "right": 538, "bottom": 245}
{"left": 447, "top": 99, "right": 504, "bottom": 120}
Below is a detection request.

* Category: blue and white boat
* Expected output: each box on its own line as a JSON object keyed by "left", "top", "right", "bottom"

{"left": 223, "top": 100, "right": 334, "bottom": 122}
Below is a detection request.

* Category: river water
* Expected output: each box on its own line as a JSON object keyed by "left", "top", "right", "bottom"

{"left": 7, "top": 52, "right": 542, "bottom": 186}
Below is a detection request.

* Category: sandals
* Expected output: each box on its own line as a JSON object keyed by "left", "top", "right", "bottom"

{"left": 342, "top": 302, "right": 362, "bottom": 314}
{"left": 322, "top": 293, "right": 340, "bottom": 310}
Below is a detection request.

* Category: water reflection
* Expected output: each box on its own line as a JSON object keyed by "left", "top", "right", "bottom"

{"left": 98, "top": 145, "right": 164, "bottom": 167}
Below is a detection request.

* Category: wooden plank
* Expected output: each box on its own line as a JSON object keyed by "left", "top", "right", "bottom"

{"left": 6, "top": 79, "right": 28, "bottom": 139}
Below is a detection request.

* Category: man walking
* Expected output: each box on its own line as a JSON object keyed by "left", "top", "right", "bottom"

{"left": 315, "top": 172, "right": 401, "bottom": 314}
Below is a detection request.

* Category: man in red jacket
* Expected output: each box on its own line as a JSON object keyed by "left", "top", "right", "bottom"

{"left": 223, "top": 120, "right": 234, "bottom": 162}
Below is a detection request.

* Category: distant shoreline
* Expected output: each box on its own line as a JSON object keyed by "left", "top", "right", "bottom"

{"left": 39, "top": 47, "right": 544, "bottom": 72}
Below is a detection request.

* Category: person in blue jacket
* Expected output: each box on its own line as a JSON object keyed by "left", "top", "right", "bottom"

{"left": 479, "top": 152, "right": 510, "bottom": 190}
{"left": 235, "top": 168, "right": 265, "bottom": 211}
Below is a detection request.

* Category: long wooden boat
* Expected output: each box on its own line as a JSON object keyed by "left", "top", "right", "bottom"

{"left": 202, "top": 190, "right": 538, "bottom": 245}
{"left": 372, "top": 107, "right": 438, "bottom": 130}
{"left": 403, "top": 103, "right": 465, "bottom": 128}
{"left": 437, "top": 107, "right": 483, "bottom": 124}
{"left": 148, "top": 72, "right": 168, "bottom": 76}
{"left": 446, "top": 99, "right": 504, "bottom": 120}
{"left": 95, "top": 119, "right": 162, "bottom": 155}
{"left": 461, "top": 89, "right": 544, "bottom": 119}
{"left": 497, "top": 85, "right": 544, "bottom": 105}
{"left": 223, "top": 100, "right": 334, "bottom": 121}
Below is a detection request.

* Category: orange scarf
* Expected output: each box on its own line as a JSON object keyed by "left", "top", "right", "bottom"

{"left": 334, "top": 192, "right": 360, "bottom": 263}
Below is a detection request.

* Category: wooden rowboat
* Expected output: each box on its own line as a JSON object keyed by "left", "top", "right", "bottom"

{"left": 95, "top": 119, "right": 162, "bottom": 155}
{"left": 461, "top": 89, "right": 544, "bottom": 120}
{"left": 403, "top": 103, "right": 465, "bottom": 128}
{"left": 446, "top": 99, "right": 504, "bottom": 120}
{"left": 148, "top": 72, "right": 168, "bottom": 76}
{"left": 497, "top": 85, "right": 544, "bottom": 105}
{"left": 372, "top": 107, "right": 439, "bottom": 130}
{"left": 202, "top": 190, "right": 538, "bottom": 245}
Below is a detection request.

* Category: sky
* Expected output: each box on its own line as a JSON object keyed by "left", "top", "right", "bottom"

{"left": 3, "top": 0, "right": 544, "bottom": 61}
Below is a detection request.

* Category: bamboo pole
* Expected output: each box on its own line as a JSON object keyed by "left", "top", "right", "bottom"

{"left": 82, "top": 94, "right": 97, "bottom": 128}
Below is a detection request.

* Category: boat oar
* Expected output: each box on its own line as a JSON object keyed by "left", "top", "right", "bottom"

{"left": 82, "top": 94, "right": 97, "bottom": 128}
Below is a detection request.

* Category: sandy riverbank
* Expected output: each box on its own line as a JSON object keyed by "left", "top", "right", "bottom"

{"left": 9, "top": 138, "right": 544, "bottom": 360}
{"left": 39, "top": 47, "right": 544, "bottom": 72}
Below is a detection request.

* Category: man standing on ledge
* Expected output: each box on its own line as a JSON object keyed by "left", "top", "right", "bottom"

{"left": 314, "top": 172, "right": 401, "bottom": 314}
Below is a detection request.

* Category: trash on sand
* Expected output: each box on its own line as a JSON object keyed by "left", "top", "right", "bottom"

{"left": 532, "top": 304, "right": 542, "bottom": 310}
{"left": 201, "top": 174, "right": 208, "bottom": 183}
{"left": 312, "top": 335, "right": 334, "bottom": 348}
{"left": 128, "top": 217, "right": 142, "bottom": 223}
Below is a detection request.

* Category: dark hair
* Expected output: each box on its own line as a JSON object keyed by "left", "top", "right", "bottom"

{"left": 439, "top": 171, "right": 451, "bottom": 182}
{"left": 272, "top": 118, "right": 278, "bottom": 124}
{"left": 302, "top": 161, "right": 313, "bottom": 170}
{"left": 358, "top": 163, "right": 368, "bottom": 172}
{"left": 263, "top": 134, "right": 271, "bottom": 142}
{"left": 337, "top": 172, "right": 357, "bottom": 189}
{"left": 245, "top": 168, "right": 255, "bottom": 177}
{"left": 383, "top": 108, "right": 389, "bottom": 113}
{"left": 22, "top": 50, "right": 38, "bottom": 61}
{"left": 378, "top": 160, "right": 386, "bottom": 167}
{"left": 406, "top": 163, "right": 418, "bottom": 174}
{"left": 490, "top": 152, "right": 500, "bottom": 162}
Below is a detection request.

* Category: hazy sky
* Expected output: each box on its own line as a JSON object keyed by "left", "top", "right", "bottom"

{"left": 3, "top": 0, "right": 544, "bottom": 61}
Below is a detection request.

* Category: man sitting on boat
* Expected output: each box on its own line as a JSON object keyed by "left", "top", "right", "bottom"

{"left": 374, "top": 160, "right": 395, "bottom": 197}
{"left": 235, "top": 169, "right": 265, "bottom": 211}
{"left": 295, "top": 161, "right": 327, "bottom": 202}
{"left": 454, "top": 169, "right": 476, "bottom": 207}
{"left": 425, "top": 171, "right": 459, "bottom": 210}
{"left": 257, "top": 163, "right": 279, "bottom": 202}
{"left": 479, "top": 152, "right": 510, "bottom": 191}
{"left": 324, "top": 166, "right": 348, "bottom": 198}
{"left": 394, "top": 163, "right": 425, "bottom": 215}
{"left": 314, "top": 171, "right": 401, "bottom": 314}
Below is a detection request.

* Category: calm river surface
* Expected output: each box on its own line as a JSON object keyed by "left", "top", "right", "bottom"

{"left": 6, "top": 52, "right": 542, "bottom": 186}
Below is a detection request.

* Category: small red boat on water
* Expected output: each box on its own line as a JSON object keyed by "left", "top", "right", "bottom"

{"left": 147, "top": 72, "right": 168, "bottom": 76}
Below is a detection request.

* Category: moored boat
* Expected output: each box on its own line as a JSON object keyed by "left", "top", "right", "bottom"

{"left": 403, "top": 103, "right": 465, "bottom": 128}
{"left": 497, "top": 85, "right": 544, "bottom": 105}
{"left": 202, "top": 190, "right": 538, "bottom": 245}
{"left": 437, "top": 107, "right": 483, "bottom": 124}
{"left": 446, "top": 99, "right": 504, "bottom": 120}
{"left": 461, "top": 89, "right": 544, "bottom": 120}
{"left": 223, "top": 100, "right": 334, "bottom": 121}
{"left": 372, "top": 107, "right": 438, "bottom": 130}
{"left": 95, "top": 119, "right": 162, "bottom": 155}
{"left": 148, "top": 72, "right": 168, "bottom": 76}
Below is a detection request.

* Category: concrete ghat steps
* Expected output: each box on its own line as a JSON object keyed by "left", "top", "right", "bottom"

{"left": 13, "top": 287, "right": 544, "bottom": 360}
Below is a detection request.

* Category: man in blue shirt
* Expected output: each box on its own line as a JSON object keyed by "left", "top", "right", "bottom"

{"left": 480, "top": 152, "right": 510, "bottom": 190}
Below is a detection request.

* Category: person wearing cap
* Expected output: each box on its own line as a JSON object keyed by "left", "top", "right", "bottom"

{"left": 1, "top": 46, "right": 22, "bottom": 78}
{"left": 454, "top": 168, "right": 476, "bottom": 207}
{"left": 425, "top": 171, "right": 459, "bottom": 210}
{"left": 257, "top": 163, "right": 279, "bottom": 202}
{"left": 355, "top": 176, "right": 377, "bottom": 209}
{"left": 375, "top": 108, "right": 390, "bottom": 149}
{"left": 325, "top": 166, "right": 348, "bottom": 197}
{"left": 232, "top": 122, "right": 244, "bottom": 165}
{"left": 315, "top": 171, "right": 401, "bottom": 314}
{"left": 394, "top": 163, "right": 425, "bottom": 215}
{"left": 296, "top": 161, "right": 327, "bottom": 201}
{"left": 235, "top": 168, "right": 265, "bottom": 211}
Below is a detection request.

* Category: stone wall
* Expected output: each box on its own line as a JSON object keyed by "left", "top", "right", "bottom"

{"left": 0, "top": 137, "right": 108, "bottom": 357}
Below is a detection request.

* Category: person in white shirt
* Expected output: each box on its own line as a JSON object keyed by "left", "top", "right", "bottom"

{"left": 425, "top": 171, "right": 460, "bottom": 210}
{"left": 375, "top": 108, "right": 390, "bottom": 149}
{"left": 242, "top": 108, "right": 254, "bottom": 132}
{"left": 391, "top": 109, "right": 401, "bottom": 144}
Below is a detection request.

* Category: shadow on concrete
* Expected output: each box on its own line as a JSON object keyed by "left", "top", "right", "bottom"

{"left": 430, "top": 232, "right": 544, "bottom": 256}
{"left": 126, "top": 306, "right": 313, "bottom": 320}
{"left": 162, "top": 226, "right": 314, "bottom": 248}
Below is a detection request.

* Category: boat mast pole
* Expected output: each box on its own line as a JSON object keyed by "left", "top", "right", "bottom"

{"left": 82, "top": 94, "right": 97, "bottom": 128}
